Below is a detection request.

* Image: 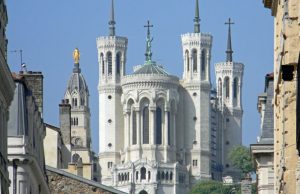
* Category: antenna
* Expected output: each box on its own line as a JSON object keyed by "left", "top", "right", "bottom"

{"left": 10, "top": 49, "right": 24, "bottom": 70}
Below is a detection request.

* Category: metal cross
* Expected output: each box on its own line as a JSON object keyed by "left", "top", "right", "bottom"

{"left": 144, "top": 20, "right": 154, "bottom": 36}
{"left": 225, "top": 18, "right": 234, "bottom": 28}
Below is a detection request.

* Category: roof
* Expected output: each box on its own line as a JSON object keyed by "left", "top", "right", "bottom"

{"left": 259, "top": 73, "right": 274, "bottom": 144}
{"left": 67, "top": 63, "right": 89, "bottom": 95}
{"left": 46, "top": 166, "right": 127, "bottom": 194}
{"left": 133, "top": 62, "right": 169, "bottom": 75}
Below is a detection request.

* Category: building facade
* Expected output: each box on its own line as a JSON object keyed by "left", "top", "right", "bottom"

{"left": 251, "top": 73, "right": 274, "bottom": 194}
{"left": 7, "top": 73, "right": 50, "bottom": 194}
{"left": 262, "top": 0, "right": 300, "bottom": 193}
{"left": 0, "top": 0, "right": 15, "bottom": 193}
{"left": 97, "top": 1, "right": 244, "bottom": 193}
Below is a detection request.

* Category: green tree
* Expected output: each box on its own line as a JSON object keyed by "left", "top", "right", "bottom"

{"left": 229, "top": 145, "right": 255, "bottom": 177}
{"left": 189, "top": 180, "right": 238, "bottom": 194}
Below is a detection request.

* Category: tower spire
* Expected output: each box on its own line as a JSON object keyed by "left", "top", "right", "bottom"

{"left": 194, "top": 0, "right": 200, "bottom": 33}
{"left": 144, "top": 20, "right": 154, "bottom": 62}
{"left": 225, "top": 18, "right": 234, "bottom": 62}
{"left": 108, "top": 0, "right": 116, "bottom": 36}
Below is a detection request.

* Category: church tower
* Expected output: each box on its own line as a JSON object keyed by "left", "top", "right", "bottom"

{"left": 180, "top": 0, "right": 213, "bottom": 182}
{"left": 215, "top": 18, "right": 244, "bottom": 180}
{"left": 97, "top": 0, "right": 128, "bottom": 184}
{"left": 64, "top": 48, "right": 93, "bottom": 177}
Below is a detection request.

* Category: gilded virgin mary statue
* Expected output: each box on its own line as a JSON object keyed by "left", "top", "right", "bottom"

{"left": 73, "top": 48, "right": 80, "bottom": 64}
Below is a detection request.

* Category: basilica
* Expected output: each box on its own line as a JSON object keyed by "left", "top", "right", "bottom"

{"left": 95, "top": 0, "right": 244, "bottom": 194}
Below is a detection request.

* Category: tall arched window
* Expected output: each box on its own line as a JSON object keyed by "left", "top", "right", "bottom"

{"left": 107, "top": 52, "right": 112, "bottom": 75}
{"left": 192, "top": 49, "right": 197, "bottom": 72}
{"left": 233, "top": 77, "right": 238, "bottom": 99}
{"left": 148, "top": 171, "right": 151, "bottom": 180}
{"left": 132, "top": 111, "right": 137, "bottom": 145}
{"left": 141, "top": 167, "right": 146, "bottom": 180}
{"left": 156, "top": 107, "right": 162, "bottom": 145}
{"left": 167, "top": 112, "right": 171, "bottom": 145}
{"left": 143, "top": 106, "right": 149, "bottom": 144}
{"left": 218, "top": 78, "right": 222, "bottom": 98}
{"left": 185, "top": 50, "right": 190, "bottom": 71}
{"left": 225, "top": 77, "right": 230, "bottom": 98}
{"left": 116, "top": 52, "right": 121, "bottom": 75}
{"left": 201, "top": 50, "right": 206, "bottom": 79}
{"left": 101, "top": 53, "right": 104, "bottom": 75}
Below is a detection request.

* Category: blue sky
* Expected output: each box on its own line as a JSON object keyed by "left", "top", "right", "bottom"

{"left": 6, "top": 1, "right": 274, "bottom": 152}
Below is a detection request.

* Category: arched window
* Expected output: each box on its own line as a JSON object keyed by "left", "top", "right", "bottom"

{"left": 101, "top": 53, "right": 104, "bottom": 75}
{"left": 107, "top": 52, "right": 112, "bottom": 75}
{"left": 170, "top": 172, "right": 173, "bottom": 180}
{"left": 201, "top": 50, "right": 206, "bottom": 73}
{"left": 166, "top": 172, "right": 169, "bottom": 180}
{"left": 156, "top": 107, "right": 162, "bottom": 145}
{"left": 143, "top": 106, "right": 149, "bottom": 144}
{"left": 218, "top": 78, "right": 222, "bottom": 98}
{"left": 185, "top": 50, "right": 190, "bottom": 71}
{"left": 72, "top": 153, "right": 80, "bottom": 163}
{"left": 136, "top": 171, "right": 139, "bottom": 181}
{"left": 141, "top": 167, "right": 146, "bottom": 180}
{"left": 148, "top": 171, "right": 151, "bottom": 180}
{"left": 161, "top": 172, "right": 165, "bottom": 180}
{"left": 167, "top": 112, "right": 171, "bottom": 145}
{"left": 225, "top": 77, "right": 230, "bottom": 98}
{"left": 157, "top": 172, "right": 161, "bottom": 180}
{"left": 116, "top": 52, "right": 121, "bottom": 75}
{"left": 233, "top": 77, "right": 238, "bottom": 99}
{"left": 192, "top": 49, "right": 197, "bottom": 72}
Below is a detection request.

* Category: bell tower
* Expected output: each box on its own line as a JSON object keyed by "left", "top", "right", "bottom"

{"left": 215, "top": 18, "right": 244, "bottom": 180}
{"left": 97, "top": 0, "right": 128, "bottom": 185}
{"left": 180, "top": 0, "right": 213, "bottom": 182}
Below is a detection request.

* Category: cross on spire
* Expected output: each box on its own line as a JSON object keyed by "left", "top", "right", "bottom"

{"left": 144, "top": 20, "right": 154, "bottom": 62}
{"left": 225, "top": 18, "right": 234, "bottom": 62}
{"left": 108, "top": 0, "right": 116, "bottom": 36}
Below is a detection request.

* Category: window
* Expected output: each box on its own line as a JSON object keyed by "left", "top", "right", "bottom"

{"left": 136, "top": 171, "right": 139, "bottom": 181}
{"left": 156, "top": 107, "right": 162, "bottom": 145}
{"left": 116, "top": 52, "right": 121, "bottom": 75}
{"left": 218, "top": 78, "right": 222, "bottom": 98}
{"left": 107, "top": 52, "right": 112, "bottom": 75}
{"left": 225, "top": 77, "right": 230, "bottom": 98}
{"left": 101, "top": 53, "right": 104, "bottom": 75}
{"left": 141, "top": 167, "right": 146, "bottom": 180}
{"left": 192, "top": 49, "right": 197, "bottom": 72}
{"left": 73, "top": 154, "right": 80, "bottom": 163}
{"left": 148, "top": 171, "right": 151, "bottom": 180}
{"left": 143, "top": 107, "right": 149, "bottom": 144}
{"left": 168, "top": 112, "right": 171, "bottom": 145}
{"left": 132, "top": 111, "right": 137, "bottom": 145}
{"left": 233, "top": 77, "right": 238, "bottom": 99}
{"left": 185, "top": 50, "right": 190, "bottom": 71}
{"left": 193, "top": 159, "right": 198, "bottom": 167}
{"left": 108, "top": 162, "right": 113, "bottom": 169}
{"left": 201, "top": 50, "right": 206, "bottom": 73}
{"left": 170, "top": 172, "right": 173, "bottom": 180}
{"left": 157, "top": 172, "right": 161, "bottom": 180}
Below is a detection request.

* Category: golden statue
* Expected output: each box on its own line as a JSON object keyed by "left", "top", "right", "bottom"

{"left": 73, "top": 48, "right": 80, "bottom": 64}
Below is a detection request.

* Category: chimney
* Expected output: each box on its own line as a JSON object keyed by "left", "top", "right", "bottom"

{"left": 59, "top": 99, "right": 71, "bottom": 145}
{"left": 20, "top": 71, "right": 44, "bottom": 116}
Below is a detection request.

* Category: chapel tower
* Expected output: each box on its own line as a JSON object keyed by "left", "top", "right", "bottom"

{"left": 215, "top": 18, "right": 244, "bottom": 180}
{"left": 180, "top": 0, "right": 213, "bottom": 182}
{"left": 64, "top": 48, "right": 93, "bottom": 178}
{"left": 97, "top": 0, "right": 128, "bottom": 184}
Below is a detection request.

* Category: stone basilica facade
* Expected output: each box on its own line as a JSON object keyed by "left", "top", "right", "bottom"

{"left": 96, "top": 1, "right": 244, "bottom": 194}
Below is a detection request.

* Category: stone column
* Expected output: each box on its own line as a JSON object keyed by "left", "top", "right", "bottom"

{"left": 164, "top": 108, "right": 170, "bottom": 163}
{"left": 149, "top": 106, "right": 156, "bottom": 145}
{"left": 173, "top": 112, "right": 176, "bottom": 146}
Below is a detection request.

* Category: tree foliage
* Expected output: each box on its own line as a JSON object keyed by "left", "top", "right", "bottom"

{"left": 189, "top": 180, "right": 238, "bottom": 194}
{"left": 228, "top": 145, "right": 255, "bottom": 176}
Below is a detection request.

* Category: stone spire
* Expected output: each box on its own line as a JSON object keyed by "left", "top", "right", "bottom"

{"left": 225, "top": 18, "right": 234, "bottom": 62}
{"left": 144, "top": 20, "right": 154, "bottom": 62}
{"left": 108, "top": 0, "right": 116, "bottom": 36}
{"left": 194, "top": 0, "right": 200, "bottom": 33}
